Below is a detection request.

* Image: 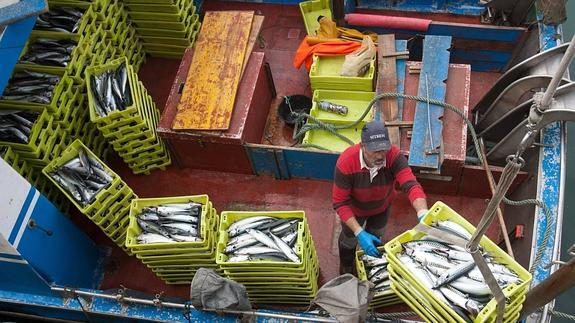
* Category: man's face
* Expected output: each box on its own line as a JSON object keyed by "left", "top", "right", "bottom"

{"left": 362, "top": 144, "right": 387, "bottom": 167}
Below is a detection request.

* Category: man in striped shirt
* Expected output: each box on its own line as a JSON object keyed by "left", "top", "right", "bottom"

{"left": 333, "top": 121, "right": 428, "bottom": 274}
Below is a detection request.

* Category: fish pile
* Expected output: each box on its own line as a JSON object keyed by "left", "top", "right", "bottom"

{"left": 20, "top": 38, "right": 77, "bottom": 67}
{"left": 223, "top": 216, "right": 301, "bottom": 263}
{"left": 360, "top": 252, "right": 391, "bottom": 295}
{"left": 0, "top": 110, "right": 39, "bottom": 144}
{"left": 35, "top": 7, "right": 85, "bottom": 33}
{"left": 89, "top": 63, "right": 132, "bottom": 117}
{"left": 48, "top": 148, "right": 113, "bottom": 206}
{"left": 398, "top": 220, "right": 521, "bottom": 321}
{"left": 136, "top": 202, "right": 204, "bottom": 244}
{"left": 2, "top": 71, "right": 61, "bottom": 104}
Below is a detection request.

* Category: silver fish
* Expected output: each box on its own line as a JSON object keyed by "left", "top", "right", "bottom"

{"left": 439, "top": 286, "right": 481, "bottom": 316}
{"left": 362, "top": 254, "right": 389, "bottom": 267}
{"left": 229, "top": 219, "right": 274, "bottom": 237}
{"left": 247, "top": 229, "right": 280, "bottom": 251}
{"left": 269, "top": 231, "right": 300, "bottom": 263}
{"left": 228, "top": 216, "right": 274, "bottom": 233}
{"left": 433, "top": 260, "right": 476, "bottom": 289}
{"left": 433, "top": 220, "right": 472, "bottom": 240}
{"left": 137, "top": 233, "right": 175, "bottom": 244}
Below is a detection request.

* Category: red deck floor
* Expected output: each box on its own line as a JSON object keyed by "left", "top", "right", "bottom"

{"left": 90, "top": 2, "right": 503, "bottom": 307}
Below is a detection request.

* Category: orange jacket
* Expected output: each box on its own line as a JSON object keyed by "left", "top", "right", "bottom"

{"left": 293, "top": 37, "right": 362, "bottom": 71}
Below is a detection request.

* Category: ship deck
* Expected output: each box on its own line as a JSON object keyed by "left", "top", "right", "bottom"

{"left": 70, "top": 1, "right": 514, "bottom": 308}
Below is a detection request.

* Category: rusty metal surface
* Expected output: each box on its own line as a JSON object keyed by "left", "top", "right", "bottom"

{"left": 173, "top": 11, "right": 254, "bottom": 130}
{"left": 159, "top": 49, "right": 270, "bottom": 144}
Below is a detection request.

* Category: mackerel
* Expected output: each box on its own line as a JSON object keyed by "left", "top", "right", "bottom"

{"left": 434, "top": 221, "right": 472, "bottom": 240}
{"left": 433, "top": 260, "right": 476, "bottom": 289}
{"left": 399, "top": 254, "right": 450, "bottom": 305}
{"left": 371, "top": 271, "right": 389, "bottom": 284}
{"left": 361, "top": 254, "right": 388, "bottom": 267}
{"left": 450, "top": 276, "right": 491, "bottom": 296}
{"left": 137, "top": 233, "right": 175, "bottom": 244}
{"left": 439, "top": 286, "right": 481, "bottom": 316}
{"left": 229, "top": 218, "right": 274, "bottom": 237}
{"left": 269, "top": 231, "right": 300, "bottom": 263}
{"left": 367, "top": 265, "right": 387, "bottom": 280}
{"left": 233, "top": 246, "right": 280, "bottom": 255}
{"left": 247, "top": 229, "right": 280, "bottom": 251}
{"left": 228, "top": 216, "right": 274, "bottom": 233}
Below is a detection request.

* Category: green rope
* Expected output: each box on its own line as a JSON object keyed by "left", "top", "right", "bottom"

{"left": 550, "top": 309, "right": 575, "bottom": 321}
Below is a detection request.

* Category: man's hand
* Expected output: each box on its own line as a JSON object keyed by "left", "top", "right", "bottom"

{"left": 356, "top": 230, "right": 381, "bottom": 257}
{"left": 417, "top": 209, "right": 429, "bottom": 222}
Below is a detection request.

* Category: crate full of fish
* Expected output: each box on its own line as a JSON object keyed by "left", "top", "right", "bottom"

{"left": 131, "top": 204, "right": 218, "bottom": 258}
{"left": 42, "top": 139, "right": 120, "bottom": 213}
{"left": 125, "top": 195, "right": 218, "bottom": 253}
{"left": 0, "top": 69, "right": 75, "bottom": 114}
{"left": 383, "top": 201, "right": 531, "bottom": 323}
{"left": 35, "top": 1, "right": 99, "bottom": 37}
{"left": 85, "top": 57, "right": 143, "bottom": 125}
{"left": 0, "top": 106, "right": 52, "bottom": 153}
{"left": 216, "top": 211, "right": 317, "bottom": 268}
{"left": 355, "top": 246, "right": 403, "bottom": 309}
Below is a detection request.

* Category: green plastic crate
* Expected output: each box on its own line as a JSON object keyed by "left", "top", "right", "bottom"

{"left": 301, "top": 120, "right": 365, "bottom": 152}
{"left": 127, "top": 0, "right": 192, "bottom": 21}
{"left": 310, "top": 55, "right": 376, "bottom": 92}
{"left": 125, "top": 195, "right": 216, "bottom": 252}
{"left": 135, "top": 14, "right": 197, "bottom": 38}
{"left": 131, "top": 3, "right": 195, "bottom": 31}
{"left": 216, "top": 210, "right": 317, "bottom": 269}
{"left": 383, "top": 201, "right": 531, "bottom": 323}
{"left": 355, "top": 245, "right": 402, "bottom": 308}
{"left": 139, "top": 16, "right": 199, "bottom": 46}
{"left": 42, "top": 139, "right": 120, "bottom": 213}
{"left": 18, "top": 32, "right": 88, "bottom": 81}
{"left": 299, "top": 0, "right": 331, "bottom": 36}
{"left": 85, "top": 57, "right": 149, "bottom": 128}
{"left": 40, "top": 1, "right": 99, "bottom": 37}
{"left": 125, "top": 0, "right": 186, "bottom": 13}
{"left": 310, "top": 89, "right": 376, "bottom": 124}
{"left": 0, "top": 106, "right": 53, "bottom": 153}
{"left": 2, "top": 69, "right": 74, "bottom": 114}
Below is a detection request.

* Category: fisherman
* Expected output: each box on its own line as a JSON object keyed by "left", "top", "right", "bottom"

{"left": 333, "top": 120, "right": 429, "bottom": 274}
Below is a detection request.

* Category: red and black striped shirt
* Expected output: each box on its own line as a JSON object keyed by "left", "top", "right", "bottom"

{"left": 332, "top": 144, "right": 426, "bottom": 222}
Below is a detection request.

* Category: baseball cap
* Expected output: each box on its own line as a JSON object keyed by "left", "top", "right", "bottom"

{"left": 361, "top": 121, "right": 391, "bottom": 152}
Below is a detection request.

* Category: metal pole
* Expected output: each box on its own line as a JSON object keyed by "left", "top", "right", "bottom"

{"left": 519, "top": 253, "right": 575, "bottom": 320}
{"left": 538, "top": 34, "right": 575, "bottom": 112}
{"left": 478, "top": 139, "right": 514, "bottom": 258}
{"left": 51, "top": 287, "right": 338, "bottom": 323}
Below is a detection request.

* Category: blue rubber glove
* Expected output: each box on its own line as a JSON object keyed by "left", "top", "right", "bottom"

{"left": 356, "top": 230, "right": 381, "bottom": 257}
{"left": 417, "top": 209, "right": 429, "bottom": 222}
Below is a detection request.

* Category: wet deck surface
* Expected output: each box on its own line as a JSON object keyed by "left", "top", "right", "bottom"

{"left": 85, "top": 1, "right": 504, "bottom": 307}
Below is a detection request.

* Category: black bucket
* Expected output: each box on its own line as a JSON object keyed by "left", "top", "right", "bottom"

{"left": 277, "top": 95, "right": 312, "bottom": 126}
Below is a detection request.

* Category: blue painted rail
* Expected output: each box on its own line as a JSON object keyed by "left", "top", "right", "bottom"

{"left": 408, "top": 35, "right": 451, "bottom": 171}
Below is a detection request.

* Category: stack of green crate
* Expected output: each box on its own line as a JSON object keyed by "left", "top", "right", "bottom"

{"left": 91, "top": 0, "right": 146, "bottom": 71}
{"left": 355, "top": 246, "right": 403, "bottom": 309}
{"left": 43, "top": 140, "right": 137, "bottom": 250}
{"left": 309, "top": 54, "right": 376, "bottom": 92}
{"left": 301, "top": 89, "right": 375, "bottom": 152}
{"left": 384, "top": 201, "right": 532, "bottom": 323}
{"left": 125, "top": 195, "right": 220, "bottom": 284}
{"left": 124, "top": 0, "right": 200, "bottom": 58}
{"left": 216, "top": 211, "right": 320, "bottom": 305}
{"left": 86, "top": 57, "right": 171, "bottom": 175}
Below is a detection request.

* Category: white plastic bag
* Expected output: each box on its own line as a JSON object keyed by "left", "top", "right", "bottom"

{"left": 340, "top": 36, "right": 376, "bottom": 77}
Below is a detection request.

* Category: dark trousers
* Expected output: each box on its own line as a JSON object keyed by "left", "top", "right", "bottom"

{"left": 338, "top": 208, "right": 390, "bottom": 267}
